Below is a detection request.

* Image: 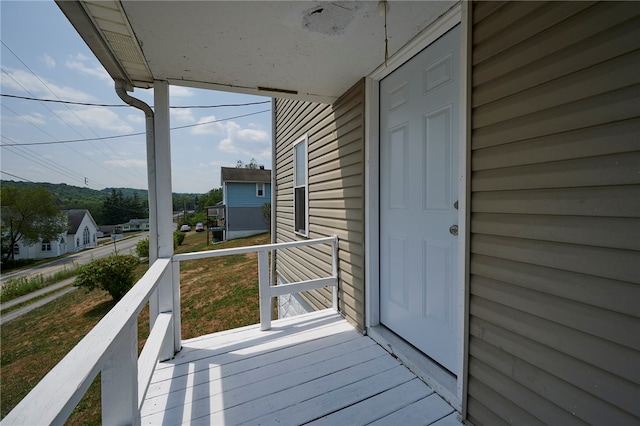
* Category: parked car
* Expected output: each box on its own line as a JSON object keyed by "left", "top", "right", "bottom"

{"left": 195, "top": 222, "right": 204, "bottom": 232}
{"left": 180, "top": 224, "right": 191, "bottom": 232}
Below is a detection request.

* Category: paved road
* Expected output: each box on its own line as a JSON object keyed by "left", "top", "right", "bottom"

{"left": 0, "top": 232, "right": 148, "bottom": 285}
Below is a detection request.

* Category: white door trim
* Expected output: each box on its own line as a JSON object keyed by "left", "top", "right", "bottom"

{"left": 364, "top": 1, "right": 469, "bottom": 411}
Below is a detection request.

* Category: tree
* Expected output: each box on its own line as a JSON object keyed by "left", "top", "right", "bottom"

{"left": 102, "top": 189, "right": 148, "bottom": 225}
{"left": 101, "top": 188, "right": 125, "bottom": 224}
{"left": 0, "top": 187, "right": 68, "bottom": 262}
{"left": 236, "top": 158, "right": 261, "bottom": 169}
{"left": 262, "top": 202, "right": 271, "bottom": 229}
{"left": 74, "top": 254, "right": 140, "bottom": 301}
{"left": 196, "top": 188, "right": 223, "bottom": 213}
{"left": 136, "top": 237, "right": 149, "bottom": 258}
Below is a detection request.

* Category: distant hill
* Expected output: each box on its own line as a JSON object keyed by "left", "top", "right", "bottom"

{"left": 1, "top": 181, "right": 206, "bottom": 224}
{"left": 102, "top": 187, "right": 148, "bottom": 199}
{"left": 2, "top": 180, "right": 108, "bottom": 207}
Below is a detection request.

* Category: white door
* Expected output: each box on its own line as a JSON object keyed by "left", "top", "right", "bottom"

{"left": 380, "top": 26, "right": 460, "bottom": 374}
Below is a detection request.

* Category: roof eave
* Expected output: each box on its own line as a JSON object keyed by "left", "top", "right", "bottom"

{"left": 55, "top": 0, "right": 153, "bottom": 90}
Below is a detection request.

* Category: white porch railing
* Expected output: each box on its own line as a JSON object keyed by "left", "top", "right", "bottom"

{"left": 2, "top": 236, "right": 339, "bottom": 426}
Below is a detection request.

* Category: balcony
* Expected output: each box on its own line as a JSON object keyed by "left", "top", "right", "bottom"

{"left": 3, "top": 236, "right": 460, "bottom": 425}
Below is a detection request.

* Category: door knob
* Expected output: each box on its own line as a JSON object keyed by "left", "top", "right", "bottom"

{"left": 449, "top": 225, "right": 458, "bottom": 236}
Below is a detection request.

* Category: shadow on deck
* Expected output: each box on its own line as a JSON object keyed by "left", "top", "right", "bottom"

{"left": 142, "top": 309, "right": 462, "bottom": 425}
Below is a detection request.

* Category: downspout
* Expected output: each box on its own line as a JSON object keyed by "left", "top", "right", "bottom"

{"left": 114, "top": 79, "right": 158, "bottom": 265}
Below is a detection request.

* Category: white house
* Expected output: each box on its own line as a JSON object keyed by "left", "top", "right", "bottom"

{"left": 12, "top": 209, "right": 99, "bottom": 260}
{"left": 67, "top": 209, "right": 99, "bottom": 252}
{"left": 11, "top": 232, "right": 67, "bottom": 261}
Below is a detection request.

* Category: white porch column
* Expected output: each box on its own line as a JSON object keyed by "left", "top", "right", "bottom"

{"left": 153, "top": 81, "right": 174, "bottom": 259}
{"left": 153, "top": 80, "right": 181, "bottom": 357}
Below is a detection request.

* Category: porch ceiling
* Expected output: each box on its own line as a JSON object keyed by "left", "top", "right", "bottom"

{"left": 56, "top": 0, "right": 456, "bottom": 103}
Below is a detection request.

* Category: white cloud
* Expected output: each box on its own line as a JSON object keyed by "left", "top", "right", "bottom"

{"left": 65, "top": 53, "right": 111, "bottom": 82}
{"left": 55, "top": 107, "right": 134, "bottom": 132}
{"left": 170, "top": 86, "right": 194, "bottom": 98}
{"left": 191, "top": 114, "right": 225, "bottom": 135}
{"left": 19, "top": 113, "right": 47, "bottom": 126}
{"left": 0, "top": 68, "right": 95, "bottom": 102}
{"left": 217, "top": 121, "right": 271, "bottom": 160}
{"left": 104, "top": 158, "right": 146, "bottom": 168}
{"left": 171, "top": 108, "right": 195, "bottom": 123}
{"left": 40, "top": 54, "right": 56, "bottom": 69}
{"left": 190, "top": 116, "right": 270, "bottom": 160}
{"left": 127, "top": 114, "right": 145, "bottom": 124}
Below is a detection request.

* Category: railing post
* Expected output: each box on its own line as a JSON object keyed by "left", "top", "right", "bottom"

{"left": 258, "top": 250, "right": 271, "bottom": 330}
{"left": 101, "top": 319, "right": 139, "bottom": 426}
{"left": 332, "top": 235, "right": 339, "bottom": 311}
{"left": 157, "top": 261, "right": 177, "bottom": 361}
{"left": 172, "top": 259, "right": 182, "bottom": 353}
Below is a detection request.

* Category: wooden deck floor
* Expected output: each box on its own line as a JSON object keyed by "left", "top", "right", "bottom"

{"left": 141, "top": 309, "right": 461, "bottom": 425}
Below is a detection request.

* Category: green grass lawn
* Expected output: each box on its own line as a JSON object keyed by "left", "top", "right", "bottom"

{"left": 0, "top": 232, "right": 270, "bottom": 423}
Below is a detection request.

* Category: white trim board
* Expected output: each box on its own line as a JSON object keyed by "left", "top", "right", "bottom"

{"left": 364, "top": 2, "right": 467, "bottom": 412}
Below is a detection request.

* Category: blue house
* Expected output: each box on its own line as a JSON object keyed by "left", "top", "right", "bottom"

{"left": 221, "top": 167, "right": 271, "bottom": 240}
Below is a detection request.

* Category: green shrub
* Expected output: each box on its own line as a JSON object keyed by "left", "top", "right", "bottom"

{"left": 74, "top": 254, "right": 139, "bottom": 301}
{"left": 0, "top": 258, "right": 36, "bottom": 271}
{"left": 136, "top": 238, "right": 149, "bottom": 258}
{"left": 262, "top": 202, "right": 271, "bottom": 228}
{"left": 174, "top": 231, "right": 186, "bottom": 248}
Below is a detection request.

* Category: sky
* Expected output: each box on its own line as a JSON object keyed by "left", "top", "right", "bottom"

{"left": 0, "top": 1, "right": 272, "bottom": 194}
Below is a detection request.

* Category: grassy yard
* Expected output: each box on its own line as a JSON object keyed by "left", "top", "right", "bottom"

{"left": 0, "top": 232, "right": 270, "bottom": 424}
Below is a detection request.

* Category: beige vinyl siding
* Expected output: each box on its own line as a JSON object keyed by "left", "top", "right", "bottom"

{"left": 274, "top": 80, "right": 365, "bottom": 329}
{"left": 468, "top": 2, "right": 640, "bottom": 425}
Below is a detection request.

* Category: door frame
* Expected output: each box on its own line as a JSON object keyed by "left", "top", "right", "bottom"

{"left": 364, "top": 2, "right": 470, "bottom": 413}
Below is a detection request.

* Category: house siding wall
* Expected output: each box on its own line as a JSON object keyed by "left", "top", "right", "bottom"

{"left": 225, "top": 182, "right": 271, "bottom": 207}
{"left": 13, "top": 236, "right": 65, "bottom": 260}
{"left": 468, "top": 2, "right": 640, "bottom": 424}
{"left": 226, "top": 207, "right": 268, "bottom": 232}
{"left": 274, "top": 80, "right": 365, "bottom": 330}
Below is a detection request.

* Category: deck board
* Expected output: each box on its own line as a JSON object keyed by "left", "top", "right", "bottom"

{"left": 141, "top": 309, "right": 461, "bottom": 426}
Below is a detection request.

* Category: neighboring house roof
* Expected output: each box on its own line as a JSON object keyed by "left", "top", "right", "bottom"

{"left": 99, "top": 225, "right": 117, "bottom": 234}
{"left": 66, "top": 209, "right": 98, "bottom": 235}
{"left": 221, "top": 167, "right": 271, "bottom": 184}
{"left": 124, "top": 218, "right": 149, "bottom": 225}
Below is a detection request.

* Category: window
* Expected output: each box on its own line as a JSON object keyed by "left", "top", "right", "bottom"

{"left": 256, "top": 183, "right": 265, "bottom": 197}
{"left": 83, "top": 226, "right": 90, "bottom": 245}
{"left": 294, "top": 136, "right": 308, "bottom": 236}
{"left": 13, "top": 244, "right": 19, "bottom": 255}
{"left": 42, "top": 240, "right": 51, "bottom": 252}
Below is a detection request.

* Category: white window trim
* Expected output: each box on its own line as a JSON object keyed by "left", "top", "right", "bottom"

{"left": 293, "top": 135, "right": 309, "bottom": 237}
{"left": 83, "top": 226, "right": 90, "bottom": 245}
{"left": 256, "top": 182, "right": 265, "bottom": 197}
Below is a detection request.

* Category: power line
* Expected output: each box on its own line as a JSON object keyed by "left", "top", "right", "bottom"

{"left": 2, "top": 136, "right": 105, "bottom": 190}
{"left": 1, "top": 170, "right": 35, "bottom": 183}
{"left": 0, "top": 107, "right": 126, "bottom": 189}
{"left": 0, "top": 109, "right": 270, "bottom": 147}
{"left": 1, "top": 93, "right": 271, "bottom": 109}
{"left": 1, "top": 42, "right": 148, "bottom": 183}
{"left": 1, "top": 68, "right": 145, "bottom": 183}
